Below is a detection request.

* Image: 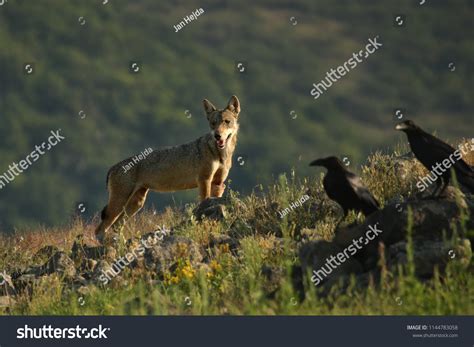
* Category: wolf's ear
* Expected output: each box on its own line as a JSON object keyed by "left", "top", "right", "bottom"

{"left": 203, "top": 99, "right": 217, "bottom": 116}
{"left": 226, "top": 95, "right": 240, "bottom": 116}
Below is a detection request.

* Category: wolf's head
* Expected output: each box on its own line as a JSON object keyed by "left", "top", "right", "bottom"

{"left": 203, "top": 95, "right": 240, "bottom": 150}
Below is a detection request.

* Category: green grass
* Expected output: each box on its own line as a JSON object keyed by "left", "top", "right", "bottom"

{"left": 1, "top": 144, "right": 473, "bottom": 315}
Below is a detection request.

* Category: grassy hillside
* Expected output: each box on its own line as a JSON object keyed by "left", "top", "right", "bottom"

{"left": 0, "top": 0, "right": 473, "bottom": 230}
{"left": 0, "top": 145, "right": 472, "bottom": 315}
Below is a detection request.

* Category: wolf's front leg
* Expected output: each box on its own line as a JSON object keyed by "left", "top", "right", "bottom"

{"left": 211, "top": 167, "right": 229, "bottom": 197}
{"left": 198, "top": 179, "right": 212, "bottom": 201}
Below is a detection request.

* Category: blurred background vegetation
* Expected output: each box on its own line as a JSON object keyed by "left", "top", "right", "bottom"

{"left": 0, "top": 0, "right": 472, "bottom": 232}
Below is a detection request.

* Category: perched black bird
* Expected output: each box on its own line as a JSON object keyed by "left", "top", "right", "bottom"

{"left": 395, "top": 120, "right": 474, "bottom": 196}
{"left": 310, "top": 156, "right": 380, "bottom": 217}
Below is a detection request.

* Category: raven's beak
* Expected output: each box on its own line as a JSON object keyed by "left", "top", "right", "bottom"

{"left": 395, "top": 123, "right": 406, "bottom": 131}
{"left": 309, "top": 159, "right": 323, "bottom": 167}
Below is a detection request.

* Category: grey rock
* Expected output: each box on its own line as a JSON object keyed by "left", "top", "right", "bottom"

{"left": 193, "top": 197, "right": 227, "bottom": 221}
{"left": 143, "top": 235, "right": 203, "bottom": 276}
{"left": 298, "top": 240, "right": 364, "bottom": 288}
{"left": 387, "top": 238, "right": 472, "bottom": 277}
{"left": 71, "top": 235, "right": 106, "bottom": 261}
{"left": 41, "top": 251, "right": 76, "bottom": 278}
{"left": 91, "top": 260, "right": 117, "bottom": 285}
{"left": 334, "top": 197, "right": 471, "bottom": 259}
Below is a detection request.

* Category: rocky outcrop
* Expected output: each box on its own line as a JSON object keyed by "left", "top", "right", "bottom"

{"left": 0, "top": 228, "right": 208, "bottom": 303}
{"left": 295, "top": 191, "right": 473, "bottom": 297}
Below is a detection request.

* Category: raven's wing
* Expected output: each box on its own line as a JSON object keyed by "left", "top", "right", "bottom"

{"left": 323, "top": 173, "right": 357, "bottom": 213}
{"left": 346, "top": 173, "right": 380, "bottom": 210}
{"left": 421, "top": 132, "right": 457, "bottom": 157}
{"left": 421, "top": 132, "right": 473, "bottom": 175}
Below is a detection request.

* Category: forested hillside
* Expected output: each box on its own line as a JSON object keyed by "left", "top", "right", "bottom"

{"left": 0, "top": 0, "right": 472, "bottom": 231}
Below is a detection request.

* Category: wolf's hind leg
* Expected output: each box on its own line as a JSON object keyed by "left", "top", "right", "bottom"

{"left": 95, "top": 186, "right": 134, "bottom": 242}
{"left": 113, "top": 187, "right": 149, "bottom": 229}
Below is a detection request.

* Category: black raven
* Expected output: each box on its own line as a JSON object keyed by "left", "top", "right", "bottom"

{"left": 395, "top": 120, "right": 474, "bottom": 196}
{"left": 310, "top": 156, "right": 380, "bottom": 217}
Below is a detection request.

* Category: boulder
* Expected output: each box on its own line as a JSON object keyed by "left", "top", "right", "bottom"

{"left": 193, "top": 197, "right": 227, "bottom": 221}
{"left": 298, "top": 240, "right": 364, "bottom": 288}
{"left": 334, "top": 196, "right": 471, "bottom": 258}
{"left": 387, "top": 238, "right": 472, "bottom": 277}
{"left": 295, "top": 194, "right": 473, "bottom": 297}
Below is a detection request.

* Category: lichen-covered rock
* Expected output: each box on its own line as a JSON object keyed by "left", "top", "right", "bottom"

{"left": 143, "top": 235, "right": 203, "bottom": 276}
{"left": 40, "top": 251, "right": 76, "bottom": 278}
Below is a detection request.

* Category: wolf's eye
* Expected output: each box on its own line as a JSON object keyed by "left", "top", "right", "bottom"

{"left": 225, "top": 120, "right": 231, "bottom": 124}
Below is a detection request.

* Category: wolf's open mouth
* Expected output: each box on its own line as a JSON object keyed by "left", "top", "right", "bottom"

{"left": 216, "top": 133, "right": 232, "bottom": 149}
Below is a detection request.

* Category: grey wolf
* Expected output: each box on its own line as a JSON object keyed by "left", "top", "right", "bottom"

{"left": 95, "top": 95, "right": 241, "bottom": 242}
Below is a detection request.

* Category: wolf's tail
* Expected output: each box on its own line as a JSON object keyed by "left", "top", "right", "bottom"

{"left": 101, "top": 205, "right": 108, "bottom": 220}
